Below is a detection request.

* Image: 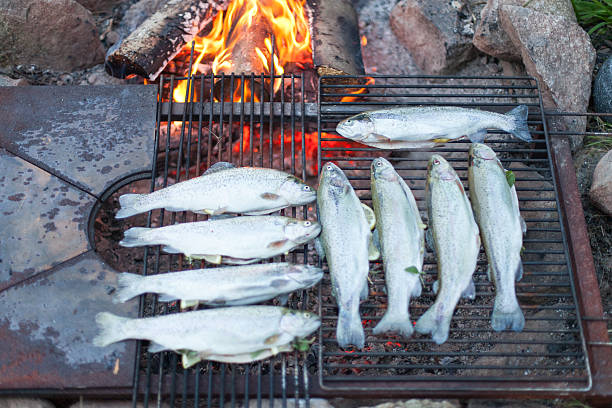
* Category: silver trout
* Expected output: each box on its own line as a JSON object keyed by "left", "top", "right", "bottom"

{"left": 371, "top": 158, "right": 425, "bottom": 338}
{"left": 336, "top": 105, "right": 532, "bottom": 149}
{"left": 113, "top": 263, "right": 323, "bottom": 307}
{"left": 468, "top": 143, "right": 525, "bottom": 332}
{"left": 415, "top": 155, "right": 481, "bottom": 344}
{"left": 317, "top": 162, "right": 371, "bottom": 349}
{"left": 93, "top": 306, "right": 320, "bottom": 364}
{"left": 120, "top": 216, "right": 321, "bottom": 264}
{"left": 116, "top": 162, "right": 316, "bottom": 219}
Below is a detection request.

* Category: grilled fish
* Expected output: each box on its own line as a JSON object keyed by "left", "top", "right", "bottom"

{"left": 116, "top": 162, "right": 316, "bottom": 219}
{"left": 93, "top": 306, "right": 320, "bottom": 365}
{"left": 415, "top": 155, "right": 480, "bottom": 344}
{"left": 336, "top": 105, "right": 532, "bottom": 149}
{"left": 468, "top": 143, "right": 525, "bottom": 332}
{"left": 371, "top": 158, "right": 425, "bottom": 338}
{"left": 317, "top": 162, "right": 373, "bottom": 349}
{"left": 113, "top": 263, "right": 323, "bottom": 307}
{"left": 119, "top": 216, "right": 321, "bottom": 264}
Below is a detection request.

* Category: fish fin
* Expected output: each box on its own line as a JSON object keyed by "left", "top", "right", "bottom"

{"left": 411, "top": 280, "right": 422, "bottom": 298}
{"left": 93, "top": 312, "right": 132, "bottom": 347}
{"left": 467, "top": 129, "right": 488, "bottom": 143}
{"left": 113, "top": 273, "right": 144, "bottom": 303}
{"left": 371, "top": 228, "right": 381, "bottom": 251}
{"left": 222, "top": 257, "right": 259, "bottom": 265}
{"left": 203, "top": 161, "right": 235, "bottom": 175}
{"left": 491, "top": 297, "right": 525, "bottom": 332}
{"left": 180, "top": 299, "right": 200, "bottom": 310}
{"left": 425, "top": 228, "right": 436, "bottom": 256}
{"left": 264, "top": 334, "right": 281, "bottom": 345}
{"left": 162, "top": 245, "right": 182, "bottom": 254}
{"left": 360, "top": 281, "right": 369, "bottom": 301}
{"left": 361, "top": 203, "right": 376, "bottom": 230}
{"left": 119, "top": 227, "right": 152, "bottom": 247}
{"left": 414, "top": 305, "right": 452, "bottom": 345}
{"left": 203, "top": 255, "right": 222, "bottom": 264}
{"left": 116, "top": 194, "right": 145, "bottom": 219}
{"left": 461, "top": 280, "right": 476, "bottom": 300}
{"left": 373, "top": 312, "right": 414, "bottom": 339}
{"left": 432, "top": 280, "right": 439, "bottom": 295}
{"left": 197, "top": 207, "right": 228, "bottom": 216}
{"left": 486, "top": 265, "right": 492, "bottom": 282}
{"left": 337, "top": 306, "right": 365, "bottom": 349}
{"left": 277, "top": 294, "right": 289, "bottom": 306}
{"left": 515, "top": 261, "right": 524, "bottom": 282}
{"left": 314, "top": 237, "right": 326, "bottom": 260}
{"left": 368, "top": 235, "right": 380, "bottom": 261}
{"left": 158, "top": 294, "right": 177, "bottom": 302}
{"left": 148, "top": 342, "right": 168, "bottom": 353}
{"left": 209, "top": 213, "right": 236, "bottom": 220}
{"left": 520, "top": 217, "right": 527, "bottom": 235}
{"left": 506, "top": 105, "right": 532, "bottom": 142}
{"left": 243, "top": 208, "right": 279, "bottom": 215}
{"left": 181, "top": 350, "right": 203, "bottom": 368}
{"left": 267, "top": 239, "right": 288, "bottom": 249}
{"left": 164, "top": 206, "right": 185, "bottom": 212}
{"left": 432, "top": 138, "right": 452, "bottom": 143}
{"left": 260, "top": 192, "right": 281, "bottom": 200}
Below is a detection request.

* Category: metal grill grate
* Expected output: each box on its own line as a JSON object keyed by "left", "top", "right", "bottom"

{"left": 316, "top": 75, "right": 591, "bottom": 392}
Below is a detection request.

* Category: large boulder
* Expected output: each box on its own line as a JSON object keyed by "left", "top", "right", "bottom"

{"left": 75, "top": 0, "right": 122, "bottom": 13}
{"left": 593, "top": 56, "right": 612, "bottom": 123}
{"left": 473, "top": 0, "right": 576, "bottom": 60}
{"left": 389, "top": 0, "right": 476, "bottom": 75}
{"left": 590, "top": 150, "right": 612, "bottom": 216}
{"left": 0, "top": 0, "right": 105, "bottom": 71}
{"left": 499, "top": 5, "right": 595, "bottom": 149}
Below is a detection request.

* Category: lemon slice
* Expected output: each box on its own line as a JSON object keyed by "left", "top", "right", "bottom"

{"left": 361, "top": 203, "right": 376, "bottom": 230}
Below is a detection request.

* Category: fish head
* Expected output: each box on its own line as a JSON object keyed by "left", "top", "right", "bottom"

{"left": 469, "top": 143, "right": 498, "bottom": 168}
{"left": 279, "top": 176, "right": 317, "bottom": 205}
{"left": 318, "top": 162, "right": 352, "bottom": 193}
{"left": 371, "top": 157, "right": 399, "bottom": 182}
{"left": 336, "top": 113, "right": 374, "bottom": 142}
{"left": 427, "top": 154, "right": 456, "bottom": 183}
{"left": 284, "top": 219, "right": 322, "bottom": 244}
{"left": 286, "top": 265, "right": 324, "bottom": 288}
{"left": 280, "top": 309, "right": 321, "bottom": 338}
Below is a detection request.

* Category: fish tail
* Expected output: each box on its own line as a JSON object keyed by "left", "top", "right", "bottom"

{"left": 373, "top": 311, "right": 414, "bottom": 339}
{"left": 506, "top": 105, "right": 532, "bottom": 142}
{"left": 93, "top": 312, "right": 133, "bottom": 347}
{"left": 119, "top": 227, "right": 153, "bottom": 247}
{"left": 491, "top": 296, "right": 525, "bottom": 332}
{"left": 114, "top": 273, "right": 145, "bottom": 303}
{"left": 414, "top": 304, "right": 452, "bottom": 345}
{"left": 337, "top": 305, "right": 365, "bottom": 349}
{"left": 116, "top": 193, "right": 146, "bottom": 219}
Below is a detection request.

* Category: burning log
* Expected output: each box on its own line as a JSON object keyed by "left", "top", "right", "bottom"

{"left": 307, "top": 0, "right": 366, "bottom": 100}
{"left": 105, "top": 0, "right": 229, "bottom": 80}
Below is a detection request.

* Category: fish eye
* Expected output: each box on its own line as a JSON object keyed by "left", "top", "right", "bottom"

{"left": 326, "top": 165, "right": 332, "bottom": 170}
{"left": 303, "top": 185, "right": 310, "bottom": 191}
{"left": 303, "top": 312, "right": 311, "bottom": 318}
{"left": 376, "top": 161, "right": 382, "bottom": 167}
{"left": 433, "top": 159, "right": 440, "bottom": 165}
{"left": 304, "top": 221, "right": 311, "bottom": 227}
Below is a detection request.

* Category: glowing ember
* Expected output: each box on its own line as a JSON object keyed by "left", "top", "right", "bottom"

{"left": 340, "top": 77, "right": 375, "bottom": 103}
{"left": 174, "top": 0, "right": 312, "bottom": 102}
{"left": 361, "top": 35, "right": 367, "bottom": 47}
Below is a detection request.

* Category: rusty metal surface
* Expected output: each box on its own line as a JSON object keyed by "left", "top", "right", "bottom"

{"left": 0, "top": 251, "right": 139, "bottom": 390}
{"left": 549, "top": 136, "right": 612, "bottom": 402}
{"left": 0, "top": 85, "right": 157, "bottom": 198}
{"left": 0, "top": 149, "right": 94, "bottom": 291}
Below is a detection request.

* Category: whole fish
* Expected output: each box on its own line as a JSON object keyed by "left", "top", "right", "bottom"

{"left": 317, "top": 162, "right": 373, "bottom": 349}
{"left": 415, "top": 155, "right": 480, "bottom": 344}
{"left": 113, "top": 263, "right": 323, "bottom": 307}
{"left": 371, "top": 158, "right": 425, "bottom": 338}
{"left": 468, "top": 143, "right": 525, "bottom": 332}
{"left": 119, "top": 216, "right": 321, "bottom": 264}
{"left": 336, "top": 105, "right": 532, "bottom": 149}
{"left": 93, "top": 306, "right": 320, "bottom": 365}
{"left": 116, "top": 162, "right": 316, "bottom": 219}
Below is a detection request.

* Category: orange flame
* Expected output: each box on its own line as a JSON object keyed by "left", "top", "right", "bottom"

{"left": 173, "top": 0, "right": 312, "bottom": 102}
{"left": 361, "top": 35, "right": 367, "bottom": 47}
{"left": 340, "top": 77, "right": 375, "bottom": 103}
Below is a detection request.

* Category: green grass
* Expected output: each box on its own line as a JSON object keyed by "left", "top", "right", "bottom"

{"left": 571, "top": 0, "right": 612, "bottom": 36}
{"left": 584, "top": 116, "right": 612, "bottom": 151}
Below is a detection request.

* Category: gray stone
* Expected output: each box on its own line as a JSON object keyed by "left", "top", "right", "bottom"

{"left": 358, "top": 400, "right": 461, "bottom": 408}
{"left": 473, "top": 0, "right": 577, "bottom": 60}
{"left": 589, "top": 149, "right": 612, "bottom": 216}
{"left": 120, "top": 0, "right": 166, "bottom": 37}
{"left": 389, "top": 0, "right": 476, "bottom": 75}
{"left": 0, "top": 0, "right": 105, "bottom": 71}
{"left": 0, "top": 399, "right": 55, "bottom": 408}
{"left": 74, "top": 0, "right": 122, "bottom": 13}
{"left": 500, "top": 5, "right": 595, "bottom": 150}
{"left": 0, "top": 74, "right": 27, "bottom": 86}
{"left": 467, "top": 400, "right": 557, "bottom": 408}
{"left": 593, "top": 56, "right": 612, "bottom": 122}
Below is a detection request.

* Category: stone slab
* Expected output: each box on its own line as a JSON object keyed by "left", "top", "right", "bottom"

{"left": 0, "top": 251, "right": 139, "bottom": 390}
{"left": 0, "top": 85, "right": 157, "bottom": 198}
{"left": 0, "top": 149, "right": 94, "bottom": 291}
